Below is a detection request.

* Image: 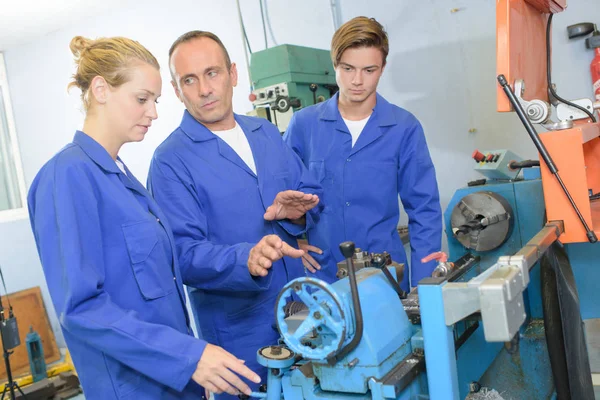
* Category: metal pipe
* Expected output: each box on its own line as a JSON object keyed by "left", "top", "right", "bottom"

{"left": 509, "top": 221, "right": 564, "bottom": 271}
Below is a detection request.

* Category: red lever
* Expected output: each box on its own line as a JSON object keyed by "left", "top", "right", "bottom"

{"left": 421, "top": 251, "right": 448, "bottom": 263}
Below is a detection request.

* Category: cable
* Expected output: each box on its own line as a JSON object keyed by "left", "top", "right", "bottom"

{"left": 235, "top": 0, "right": 254, "bottom": 94}
{"left": 259, "top": 0, "right": 268, "bottom": 49}
{"left": 329, "top": 0, "right": 341, "bottom": 31}
{"left": 0, "top": 263, "right": 14, "bottom": 315}
{"left": 235, "top": 0, "right": 253, "bottom": 55}
{"left": 546, "top": 14, "right": 597, "bottom": 122}
{"left": 242, "top": 24, "right": 253, "bottom": 55}
{"left": 262, "top": 0, "right": 278, "bottom": 46}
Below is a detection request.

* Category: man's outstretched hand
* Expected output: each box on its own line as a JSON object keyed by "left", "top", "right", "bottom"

{"left": 248, "top": 235, "right": 305, "bottom": 277}
{"left": 264, "top": 190, "right": 319, "bottom": 221}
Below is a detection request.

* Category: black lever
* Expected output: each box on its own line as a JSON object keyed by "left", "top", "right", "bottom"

{"left": 371, "top": 254, "right": 407, "bottom": 300}
{"left": 497, "top": 74, "right": 597, "bottom": 243}
{"left": 328, "top": 241, "right": 364, "bottom": 365}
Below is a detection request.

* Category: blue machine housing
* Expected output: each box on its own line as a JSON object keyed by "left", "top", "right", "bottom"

{"left": 445, "top": 177, "right": 546, "bottom": 318}
{"left": 434, "top": 173, "right": 554, "bottom": 398}
{"left": 276, "top": 269, "right": 415, "bottom": 396}
{"left": 253, "top": 168, "right": 562, "bottom": 400}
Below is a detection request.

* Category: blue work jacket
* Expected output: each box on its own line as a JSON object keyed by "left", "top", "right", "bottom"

{"left": 284, "top": 93, "right": 442, "bottom": 290}
{"left": 147, "top": 112, "right": 323, "bottom": 398}
{"left": 28, "top": 131, "right": 205, "bottom": 399}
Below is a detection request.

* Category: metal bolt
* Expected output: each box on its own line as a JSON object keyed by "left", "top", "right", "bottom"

{"left": 314, "top": 311, "right": 322, "bottom": 319}
{"left": 270, "top": 346, "right": 282, "bottom": 356}
{"left": 469, "top": 381, "right": 481, "bottom": 393}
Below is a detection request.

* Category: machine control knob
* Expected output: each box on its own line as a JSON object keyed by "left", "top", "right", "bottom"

{"left": 472, "top": 150, "right": 485, "bottom": 162}
{"left": 339, "top": 241, "right": 356, "bottom": 259}
{"left": 486, "top": 154, "right": 494, "bottom": 162}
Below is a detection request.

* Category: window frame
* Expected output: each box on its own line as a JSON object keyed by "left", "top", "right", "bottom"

{"left": 0, "top": 53, "right": 28, "bottom": 223}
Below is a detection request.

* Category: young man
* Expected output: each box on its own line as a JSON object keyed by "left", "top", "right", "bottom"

{"left": 148, "top": 31, "right": 323, "bottom": 399}
{"left": 284, "top": 17, "right": 442, "bottom": 291}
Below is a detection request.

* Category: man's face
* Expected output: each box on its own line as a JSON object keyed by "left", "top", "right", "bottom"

{"left": 335, "top": 46, "right": 384, "bottom": 105}
{"left": 170, "top": 37, "right": 238, "bottom": 131}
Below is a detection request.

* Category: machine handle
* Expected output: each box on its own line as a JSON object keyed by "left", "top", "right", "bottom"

{"left": 567, "top": 22, "right": 596, "bottom": 39}
{"left": 339, "top": 241, "right": 356, "bottom": 258}
{"left": 328, "top": 241, "right": 364, "bottom": 365}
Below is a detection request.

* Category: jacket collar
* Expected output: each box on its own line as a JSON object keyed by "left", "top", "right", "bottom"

{"left": 73, "top": 130, "right": 121, "bottom": 174}
{"left": 179, "top": 110, "right": 261, "bottom": 142}
{"left": 318, "top": 92, "right": 397, "bottom": 127}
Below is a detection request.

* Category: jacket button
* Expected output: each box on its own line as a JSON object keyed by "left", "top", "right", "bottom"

{"left": 346, "top": 202, "right": 350, "bottom": 206}
{"left": 346, "top": 158, "right": 351, "bottom": 162}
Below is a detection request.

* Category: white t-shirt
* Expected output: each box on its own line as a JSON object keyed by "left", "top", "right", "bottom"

{"left": 116, "top": 159, "right": 127, "bottom": 175}
{"left": 212, "top": 123, "right": 257, "bottom": 174}
{"left": 343, "top": 115, "right": 371, "bottom": 147}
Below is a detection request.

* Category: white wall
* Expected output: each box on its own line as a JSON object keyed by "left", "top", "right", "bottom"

{"left": 0, "top": 0, "right": 599, "bottom": 347}
{"left": 0, "top": 0, "right": 336, "bottom": 347}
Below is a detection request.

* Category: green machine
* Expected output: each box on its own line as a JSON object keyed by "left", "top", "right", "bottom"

{"left": 248, "top": 44, "right": 338, "bottom": 133}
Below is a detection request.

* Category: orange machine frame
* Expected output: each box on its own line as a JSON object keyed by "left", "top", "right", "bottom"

{"left": 497, "top": 0, "right": 600, "bottom": 243}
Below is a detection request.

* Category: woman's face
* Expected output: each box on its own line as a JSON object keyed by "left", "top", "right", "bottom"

{"left": 105, "top": 62, "right": 162, "bottom": 144}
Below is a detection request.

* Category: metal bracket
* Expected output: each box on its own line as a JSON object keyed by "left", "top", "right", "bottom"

{"left": 556, "top": 98, "right": 594, "bottom": 121}
{"left": 541, "top": 119, "right": 574, "bottom": 131}
{"left": 441, "top": 222, "right": 564, "bottom": 342}
{"left": 514, "top": 79, "right": 551, "bottom": 124}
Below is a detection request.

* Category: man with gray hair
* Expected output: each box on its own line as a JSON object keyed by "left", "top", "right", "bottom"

{"left": 148, "top": 30, "right": 323, "bottom": 399}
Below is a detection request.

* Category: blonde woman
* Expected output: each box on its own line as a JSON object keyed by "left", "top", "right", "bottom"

{"left": 28, "top": 36, "right": 259, "bottom": 399}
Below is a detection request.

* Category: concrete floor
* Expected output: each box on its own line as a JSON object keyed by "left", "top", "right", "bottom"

{"left": 584, "top": 319, "right": 600, "bottom": 399}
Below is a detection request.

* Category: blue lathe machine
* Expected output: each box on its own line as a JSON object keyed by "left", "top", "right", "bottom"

{"left": 242, "top": 0, "right": 600, "bottom": 399}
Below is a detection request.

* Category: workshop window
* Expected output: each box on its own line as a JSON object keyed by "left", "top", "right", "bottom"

{"left": 0, "top": 53, "right": 27, "bottom": 221}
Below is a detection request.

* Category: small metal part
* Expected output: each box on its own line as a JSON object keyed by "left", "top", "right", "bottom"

{"left": 513, "top": 79, "right": 551, "bottom": 124}
{"left": 469, "top": 381, "right": 482, "bottom": 393}
{"left": 348, "top": 358, "right": 359, "bottom": 368}
{"left": 259, "top": 345, "right": 294, "bottom": 361}
{"left": 541, "top": 119, "right": 574, "bottom": 131}
{"left": 336, "top": 250, "right": 404, "bottom": 282}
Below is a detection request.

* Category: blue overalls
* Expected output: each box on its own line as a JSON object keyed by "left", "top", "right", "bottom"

{"left": 148, "top": 112, "right": 323, "bottom": 399}
{"left": 284, "top": 93, "right": 443, "bottom": 290}
{"left": 28, "top": 131, "right": 206, "bottom": 399}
